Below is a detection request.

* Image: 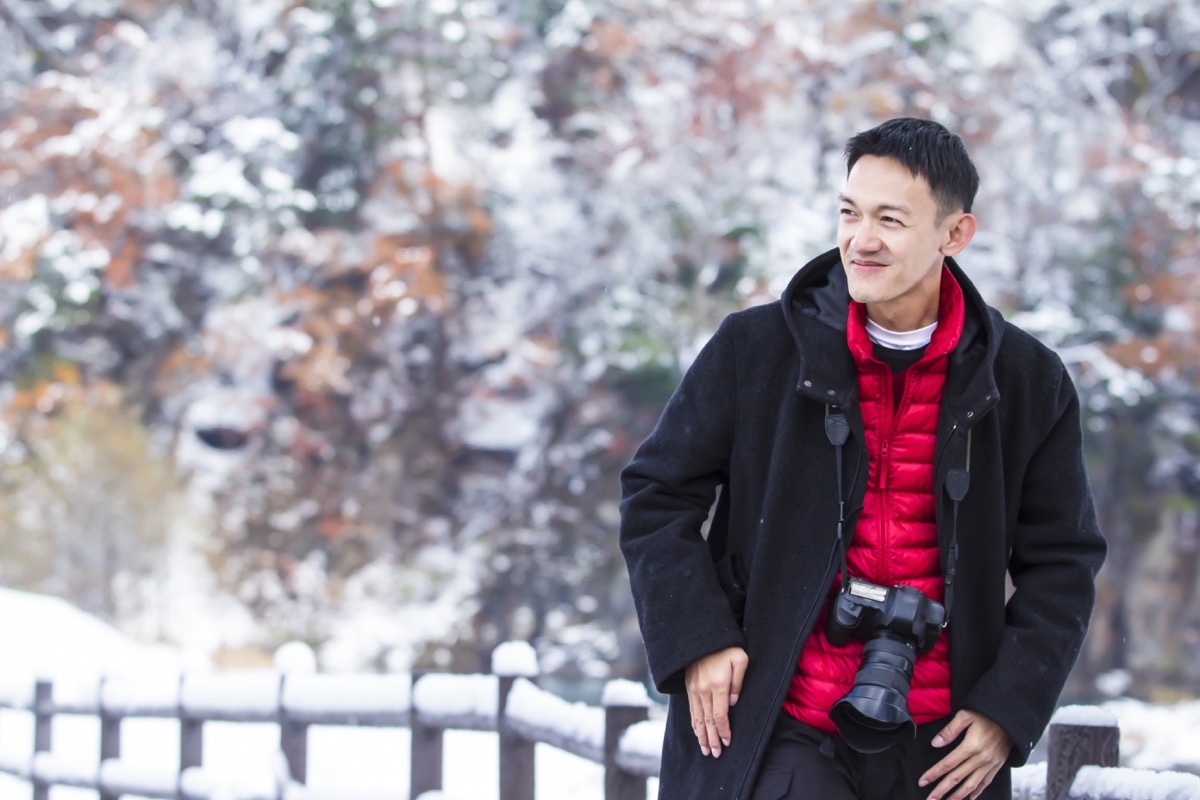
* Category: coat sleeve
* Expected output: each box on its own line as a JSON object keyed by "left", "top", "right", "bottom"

{"left": 619, "top": 318, "right": 747, "bottom": 695}
{"left": 961, "top": 362, "right": 1107, "bottom": 765}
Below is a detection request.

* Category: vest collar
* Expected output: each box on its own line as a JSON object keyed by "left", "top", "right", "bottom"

{"left": 846, "top": 266, "right": 966, "bottom": 368}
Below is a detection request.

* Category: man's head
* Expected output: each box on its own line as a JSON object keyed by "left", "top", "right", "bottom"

{"left": 837, "top": 118, "right": 979, "bottom": 331}
{"left": 844, "top": 117, "right": 979, "bottom": 222}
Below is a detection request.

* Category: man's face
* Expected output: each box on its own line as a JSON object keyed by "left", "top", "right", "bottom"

{"left": 837, "top": 155, "right": 968, "bottom": 331}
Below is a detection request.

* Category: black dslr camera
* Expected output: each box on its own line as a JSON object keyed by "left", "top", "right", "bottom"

{"left": 825, "top": 579, "right": 946, "bottom": 753}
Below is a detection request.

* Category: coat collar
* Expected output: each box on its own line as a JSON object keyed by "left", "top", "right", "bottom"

{"left": 781, "top": 248, "right": 1003, "bottom": 422}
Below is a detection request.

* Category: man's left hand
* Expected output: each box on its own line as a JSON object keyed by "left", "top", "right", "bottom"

{"left": 919, "top": 709, "right": 1012, "bottom": 800}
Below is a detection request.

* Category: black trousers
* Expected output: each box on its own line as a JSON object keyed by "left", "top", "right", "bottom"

{"left": 749, "top": 713, "right": 951, "bottom": 800}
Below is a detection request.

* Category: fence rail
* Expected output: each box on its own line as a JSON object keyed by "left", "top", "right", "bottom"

{"left": 0, "top": 643, "right": 1195, "bottom": 800}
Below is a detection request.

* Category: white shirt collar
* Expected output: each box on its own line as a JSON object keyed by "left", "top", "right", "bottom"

{"left": 865, "top": 318, "right": 937, "bottom": 351}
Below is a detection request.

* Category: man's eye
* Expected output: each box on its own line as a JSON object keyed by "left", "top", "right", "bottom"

{"left": 839, "top": 208, "right": 856, "bottom": 218}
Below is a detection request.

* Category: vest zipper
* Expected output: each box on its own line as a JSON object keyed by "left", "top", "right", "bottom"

{"left": 880, "top": 363, "right": 897, "bottom": 583}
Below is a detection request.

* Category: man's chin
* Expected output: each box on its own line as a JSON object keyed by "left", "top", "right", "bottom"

{"left": 845, "top": 280, "right": 880, "bottom": 305}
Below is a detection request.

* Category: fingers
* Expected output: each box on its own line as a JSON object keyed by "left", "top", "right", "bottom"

{"left": 929, "top": 757, "right": 1004, "bottom": 800}
{"left": 685, "top": 660, "right": 719, "bottom": 757}
{"left": 930, "top": 710, "right": 968, "bottom": 748}
{"left": 686, "top": 682, "right": 707, "bottom": 755}
{"left": 970, "top": 763, "right": 1003, "bottom": 800}
{"left": 729, "top": 648, "right": 749, "bottom": 706}
{"left": 921, "top": 745, "right": 966, "bottom": 797}
{"left": 928, "top": 763, "right": 985, "bottom": 800}
{"left": 703, "top": 681, "right": 729, "bottom": 757}
{"left": 920, "top": 711, "right": 1012, "bottom": 800}
{"left": 684, "top": 647, "right": 748, "bottom": 759}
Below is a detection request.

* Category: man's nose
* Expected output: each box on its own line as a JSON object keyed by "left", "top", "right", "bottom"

{"left": 851, "top": 220, "right": 882, "bottom": 252}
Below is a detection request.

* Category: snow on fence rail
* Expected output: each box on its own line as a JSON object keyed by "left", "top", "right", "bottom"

{"left": 0, "top": 642, "right": 1196, "bottom": 800}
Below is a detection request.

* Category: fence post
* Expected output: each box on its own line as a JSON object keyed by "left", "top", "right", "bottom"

{"left": 410, "top": 671, "right": 444, "bottom": 799}
{"left": 99, "top": 676, "right": 122, "bottom": 800}
{"left": 32, "top": 679, "right": 52, "bottom": 800}
{"left": 278, "top": 673, "right": 308, "bottom": 786}
{"left": 179, "top": 674, "right": 202, "bottom": 800}
{"left": 495, "top": 642, "right": 539, "bottom": 800}
{"left": 1046, "top": 706, "right": 1120, "bottom": 800}
{"left": 603, "top": 681, "right": 651, "bottom": 800}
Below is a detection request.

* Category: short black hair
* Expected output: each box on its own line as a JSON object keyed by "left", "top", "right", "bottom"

{"left": 844, "top": 118, "right": 979, "bottom": 220}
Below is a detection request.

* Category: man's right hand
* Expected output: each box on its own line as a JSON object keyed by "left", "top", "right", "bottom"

{"left": 684, "top": 646, "right": 749, "bottom": 758}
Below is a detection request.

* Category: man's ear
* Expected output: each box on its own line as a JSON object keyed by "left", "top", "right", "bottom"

{"left": 941, "top": 213, "right": 977, "bottom": 257}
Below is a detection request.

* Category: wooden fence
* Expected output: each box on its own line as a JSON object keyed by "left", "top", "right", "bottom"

{"left": 0, "top": 643, "right": 1195, "bottom": 800}
{"left": 0, "top": 641, "right": 659, "bottom": 800}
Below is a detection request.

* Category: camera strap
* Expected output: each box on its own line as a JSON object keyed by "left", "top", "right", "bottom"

{"left": 825, "top": 404, "right": 972, "bottom": 624}
{"left": 824, "top": 405, "right": 852, "bottom": 593}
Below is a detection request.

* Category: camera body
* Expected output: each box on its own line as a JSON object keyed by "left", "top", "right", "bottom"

{"left": 825, "top": 579, "right": 947, "bottom": 753}
{"left": 826, "top": 579, "right": 945, "bottom": 653}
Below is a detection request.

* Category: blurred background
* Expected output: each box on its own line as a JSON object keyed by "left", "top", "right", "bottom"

{"left": 0, "top": 0, "right": 1196, "bottom": 709}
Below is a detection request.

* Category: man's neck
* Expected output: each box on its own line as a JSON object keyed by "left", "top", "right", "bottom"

{"left": 865, "top": 296, "right": 940, "bottom": 332}
{"left": 864, "top": 261, "right": 945, "bottom": 330}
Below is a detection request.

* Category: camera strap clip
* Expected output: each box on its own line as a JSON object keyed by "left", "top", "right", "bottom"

{"left": 942, "top": 428, "right": 972, "bottom": 626}
{"left": 825, "top": 405, "right": 851, "bottom": 591}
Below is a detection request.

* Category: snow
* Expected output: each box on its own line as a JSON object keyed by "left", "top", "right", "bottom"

{"left": 601, "top": 679, "right": 651, "bottom": 709}
{"left": 97, "top": 758, "right": 178, "bottom": 797}
{"left": 44, "top": 679, "right": 101, "bottom": 714}
{"left": 1052, "top": 704, "right": 1120, "bottom": 728}
{"left": 1100, "top": 698, "right": 1200, "bottom": 773}
{"left": 506, "top": 678, "right": 604, "bottom": 755}
{"left": 411, "top": 674, "right": 497, "bottom": 724}
{"left": 0, "top": 679, "right": 34, "bottom": 711}
{"left": 181, "top": 763, "right": 280, "bottom": 800}
{"left": 491, "top": 641, "right": 539, "bottom": 678}
{"left": 0, "top": 588, "right": 184, "bottom": 683}
{"left": 1012, "top": 761, "right": 1047, "bottom": 798}
{"left": 1071, "top": 765, "right": 1200, "bottom": 800}
{"left": 1097, "top": 670, "right": 1135, "bottom": 699}
{"left": 961, "top": 6, "right": 1023, "bottom": 68}
{"left": 281, "top": 674, "right": 411, "bottom": 723}
{"left": 456, "top": 394, "right": 545, "bottom": 453}
{"left": 181, "top": 673, "right": 282, "bottom": 720}
{"left": 274, "top": 642, "right": 318, "bottom": 675}
{"left": 100, "top": 674, "right": 180, "bottom": 716}
{"left": 619, "top": 719, "right": 667, "bottom": 762}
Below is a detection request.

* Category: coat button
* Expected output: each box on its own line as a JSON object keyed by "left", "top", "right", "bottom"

{"left": 803, "top": 380, "right": 812, "bottom": 388}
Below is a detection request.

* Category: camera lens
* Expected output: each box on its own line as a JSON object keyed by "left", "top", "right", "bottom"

{"left": 829, "top": 633, "right": 918, "bottom": 753}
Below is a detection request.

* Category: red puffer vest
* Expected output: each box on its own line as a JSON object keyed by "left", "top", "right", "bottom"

{"left": 783, "top": 267, "right": 964, "bottom": 734}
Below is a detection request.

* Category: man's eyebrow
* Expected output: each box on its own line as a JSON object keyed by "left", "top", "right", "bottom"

{"left": 838, "top": 194, "right": 912, "bottom": 216}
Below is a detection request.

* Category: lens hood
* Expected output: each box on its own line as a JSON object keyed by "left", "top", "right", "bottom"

{"left": 829, "top": 685, "right": 917, "bottom": 753}
{"left": 829, "top": 634, "right": 920, "bottom": 753}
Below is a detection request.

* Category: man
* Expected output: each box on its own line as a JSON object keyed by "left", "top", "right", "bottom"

{"left": 619, "top": 118, "right": 1106, "bottom": 800}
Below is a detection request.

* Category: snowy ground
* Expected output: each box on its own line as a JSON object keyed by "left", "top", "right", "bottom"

{"left": 0, "top": 588, "right": 1194, "bottom": 800}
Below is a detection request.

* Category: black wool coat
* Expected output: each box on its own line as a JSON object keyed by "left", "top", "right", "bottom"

{"left": 619, "top": 249, "right": 1107, "bottom": 799}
